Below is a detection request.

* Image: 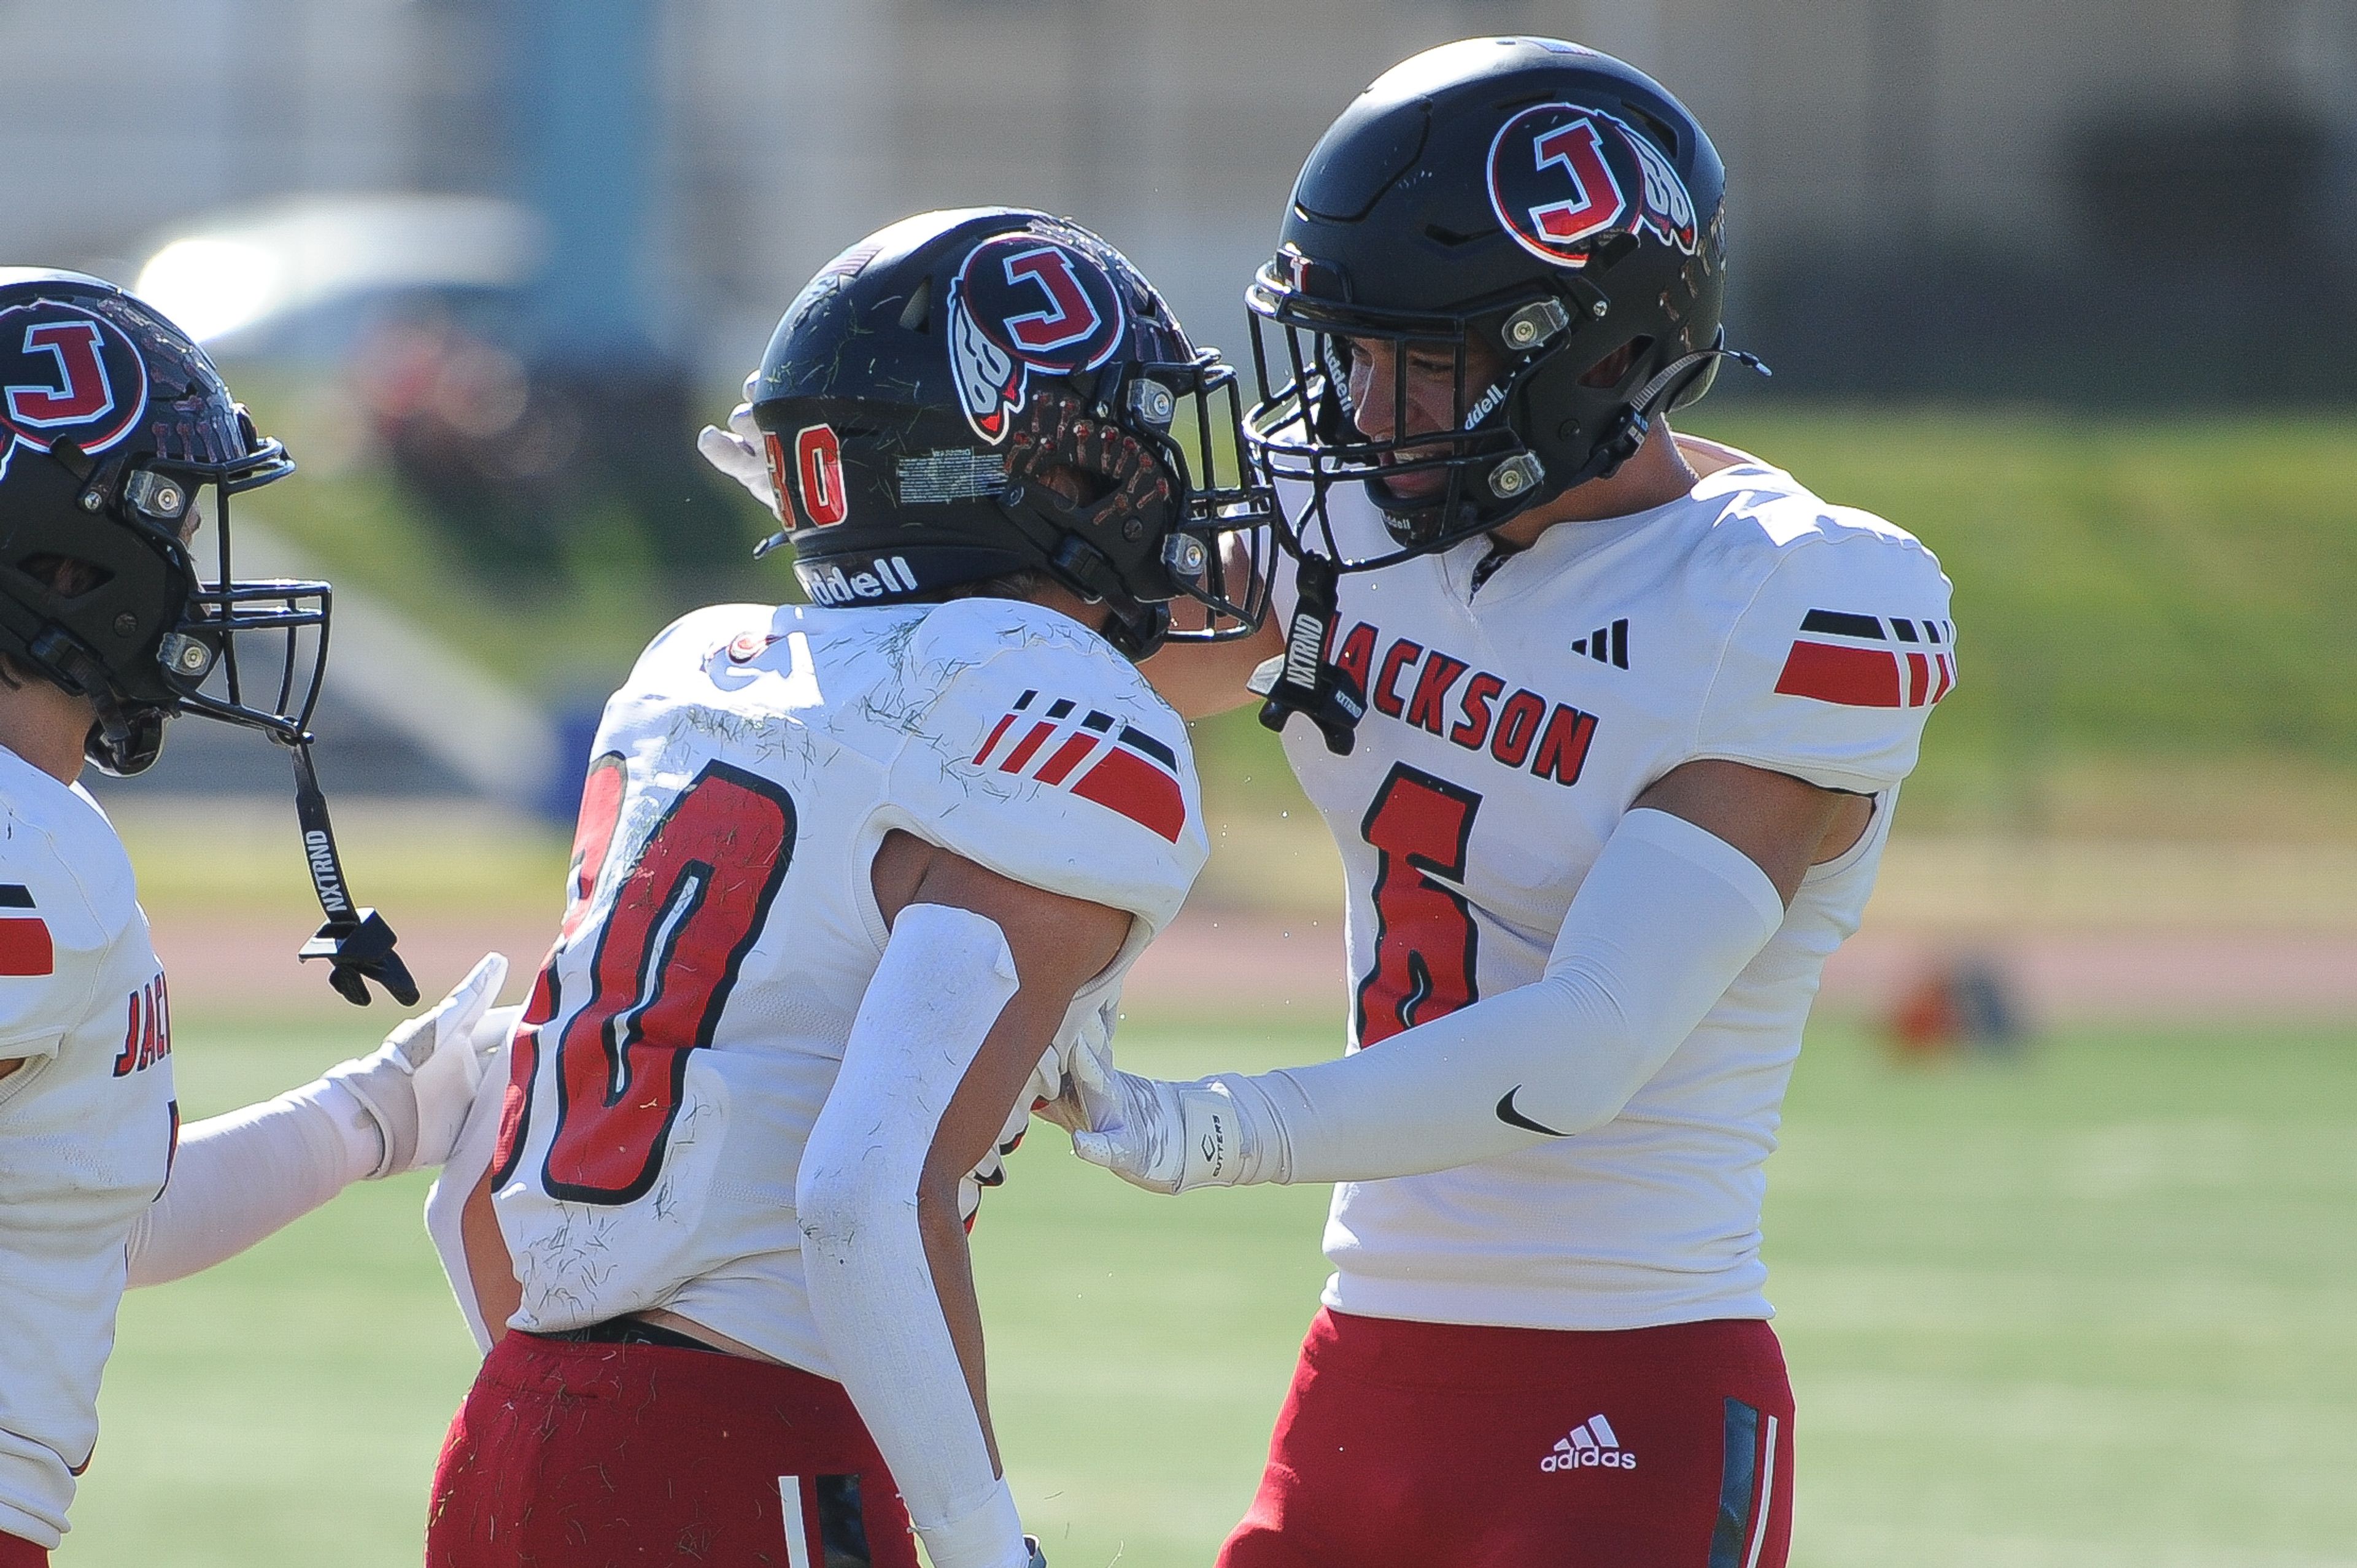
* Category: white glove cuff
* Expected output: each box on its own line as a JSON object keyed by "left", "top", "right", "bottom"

{"left": 308, "top": 1072, "right": 395, "bottom": 1178}
{"left": 322, "top": 1046, "right": 414, "bottom": 1178}
{"left": 1191, "top": 1074, "right": 1291, "bottom": 1188}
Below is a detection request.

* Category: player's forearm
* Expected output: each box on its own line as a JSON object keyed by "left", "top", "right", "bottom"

{"left": 919, "top": 1183, "right": 999, "bottom": 1465}
{"left": 797, "top": 904, "right": 1032, "bottom": 1568}
{"left": 1078, "top": 809, "right": 1787, "bottom": 1192}
{"left": 1251, "top": 809, "right": 1786, "bottom": 1183}
{"left": 124, "top": 1076, "right": 381, "bottom": 1286}
{"left": 799, "top": 1162, "right": 1026, "bottom": 1568}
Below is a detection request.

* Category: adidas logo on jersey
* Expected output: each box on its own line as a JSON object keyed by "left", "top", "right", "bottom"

{"left": 1540, "top": 1415, "right": 1636, "bottom": 1472}
{"left": 1569, "top": 618, "right": 1629, "bottom": 670}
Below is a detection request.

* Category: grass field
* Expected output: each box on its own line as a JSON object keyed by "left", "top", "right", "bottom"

{"left": 59, "top": 1007, "right": 2356, "bottom": 1568}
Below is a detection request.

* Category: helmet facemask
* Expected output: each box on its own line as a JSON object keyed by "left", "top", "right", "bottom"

{"left": 1247, "top": 265, "right": 1561, "bottom": 573}
{"left": 99, "top": 430, "right": 328, "bottom": 776}
{"left": 1244, "top": 255, "right": 1750, "bottom": 577}
{"left": 1003, "top": 351, "right": 1274, "bottom": 657}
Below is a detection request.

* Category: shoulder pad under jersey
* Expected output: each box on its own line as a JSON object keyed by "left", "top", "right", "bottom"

{"left": 884, "top": 600, "right": 1206, "bottom": 934}
{"left": 1690, "top": 501, "right": 1956, "bottom": 795}
{"left": 0, "top": 786, "right": 138, "bottom": 1057}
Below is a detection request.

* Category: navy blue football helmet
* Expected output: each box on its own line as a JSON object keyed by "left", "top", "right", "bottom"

{"left": 0, "top": 269, "right": 412, "bottom": 1005}
{"left": 748, "top": 209, "right": 1274, "bottom": 658}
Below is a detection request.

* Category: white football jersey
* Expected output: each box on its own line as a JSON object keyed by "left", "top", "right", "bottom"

{"left": 1274, "top": 457, "right": 1953, "bottom": 1331}
{"left": 486, "top": 597, "right": 1204, "bottom": 1373}
{"left": 0, "top": 749, "right": 177, "bottom": 1550}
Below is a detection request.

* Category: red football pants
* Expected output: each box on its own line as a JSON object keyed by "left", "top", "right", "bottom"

{"left": 426, "top": 1330, "right": 920, "bottom": 1568}
{"left": 0, "top": 1532, "right": 45, "bottom": 1568}
{"left": 1220, "top": 1310, "right": 1794, "bottom": 1568}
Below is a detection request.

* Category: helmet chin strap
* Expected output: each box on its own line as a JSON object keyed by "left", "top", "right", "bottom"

{"left": 1252, "top": 551, "right": 1366, "bottom": 755}
{"left": 83, "top": 702, "right": 165, "bottom": 777}
{"left": 29, "top": 609, "right": 414, "bottom": 1006}
{"left": 289, "top": 742, "right": 419, "bottom": 1008}
{"left": 1558, "top": 342, "right": 1771, "bottom": 494}
{"left": 1098, "top": 601, "right": 1171, "bottom": 662}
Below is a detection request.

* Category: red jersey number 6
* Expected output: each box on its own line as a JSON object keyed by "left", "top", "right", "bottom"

{"left": 1355, "top": 763, "right": 1482, "bottom": 1048}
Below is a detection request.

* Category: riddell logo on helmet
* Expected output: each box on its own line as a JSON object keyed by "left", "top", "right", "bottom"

{"left": 796, "top": 556, "right": 920, "bottom": 606}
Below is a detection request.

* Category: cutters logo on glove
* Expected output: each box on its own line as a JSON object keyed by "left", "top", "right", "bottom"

{"left": 1486, "top": 104, "right": 1700, "bottom": 268}
{"left": 0, "top": 299, "right": 149, "bottom": 484}
{"left": 948, "top": 233, "right": 1128, "bottom": 444}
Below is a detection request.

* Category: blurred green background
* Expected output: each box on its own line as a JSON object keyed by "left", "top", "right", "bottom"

{"left": 9, "top": 2, "right": 2355, "bottom": 1564}
{"left": 231, "top": 398, "right": 2357, "bottom": 845}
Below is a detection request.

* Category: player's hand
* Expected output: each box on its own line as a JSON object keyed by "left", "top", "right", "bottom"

{"left": 325, "top": 953, "right": 510, "bottom": 1178}
{"left": 1065, "top": 1028, "right": 1279, "bottom": 1194}
{"left": 697, "top": 374, "right": 776, "bottom": 512}
{"left": 1035, "top": 995, "right": 1120, "bottom": 1136}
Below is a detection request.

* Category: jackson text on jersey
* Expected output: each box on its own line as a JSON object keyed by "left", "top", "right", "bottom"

{"left": 1328, "top": 620, "right": 1601, "bottom": 787}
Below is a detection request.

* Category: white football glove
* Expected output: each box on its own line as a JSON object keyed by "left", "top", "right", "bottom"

{"left": 696, "top": 373, "right": 777, "bottom": 514}
{"left": 325, "top": 953, "right": 511, "bottom": 1178}
{"left": 1064, "top": 1022, "right": 1286, "bottom": 1194}
{"left": 1034, "top": 995, "right": 1119, "bottom": 1137}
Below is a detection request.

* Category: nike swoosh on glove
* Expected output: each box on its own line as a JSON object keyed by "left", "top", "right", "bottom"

{"left": 697, "top": 373, "right": 776, "bottom": 512}
{"left": 325, "top": 952, "right": 509, "bottom": 1178}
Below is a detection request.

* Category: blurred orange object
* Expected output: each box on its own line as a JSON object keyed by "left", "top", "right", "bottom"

{"left": 1888, "top": 956, "right": 2027, "bottom": 1058}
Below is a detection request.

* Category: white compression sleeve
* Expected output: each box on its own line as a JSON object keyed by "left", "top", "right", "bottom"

{"left": 797, "top": 903, "right": 1031, "bottom": 1568}
{"left": 1236, "top": 808, "right": 1787, "bottom": 1185}
{"left": 124, "top": 1077, "right": 384, "bottom": 1287}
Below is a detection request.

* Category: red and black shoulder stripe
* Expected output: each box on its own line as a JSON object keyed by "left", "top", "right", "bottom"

{"left": 1775, "top": 609, "right": 1955, "bottom": 709}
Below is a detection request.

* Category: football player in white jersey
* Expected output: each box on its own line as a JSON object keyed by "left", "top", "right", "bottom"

{"left": 421, "top": 210, "right": 1271, "bottom": 1568}
{"left": 0, "top": 271, "right": 509, "bottom": 1566}
{"left": 1069, "top": 41, "right": 1955, "bottom": 1567}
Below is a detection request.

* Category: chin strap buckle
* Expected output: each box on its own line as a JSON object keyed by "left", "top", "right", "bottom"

{"left": 290, "top": 743, "right": 419, "bottom": 1007}
{"left": 1253, "top": 552, "right": 1364, "bottom": 755}
{"left": 300, "top": 908, "right": 415, "bottom": 1008}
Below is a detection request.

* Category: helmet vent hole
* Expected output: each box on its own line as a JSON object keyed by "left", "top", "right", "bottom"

{"left": 1579, "top": 337, "right": 1651, "bottom": 389}
{"left": 897, "top": 278, "right": 932, "bottom": 333}
{"left": 1621, "top": 104, "right": 1682, "bottom": 159}
{"left": 1587, "top": 233, "right": 1639, "bottom": 272}
{"left": 19, "top": 554, "right": 112, "bottom": 600}
{"left": 1422, "top": 222, "right": 1480, "bottom": 249}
